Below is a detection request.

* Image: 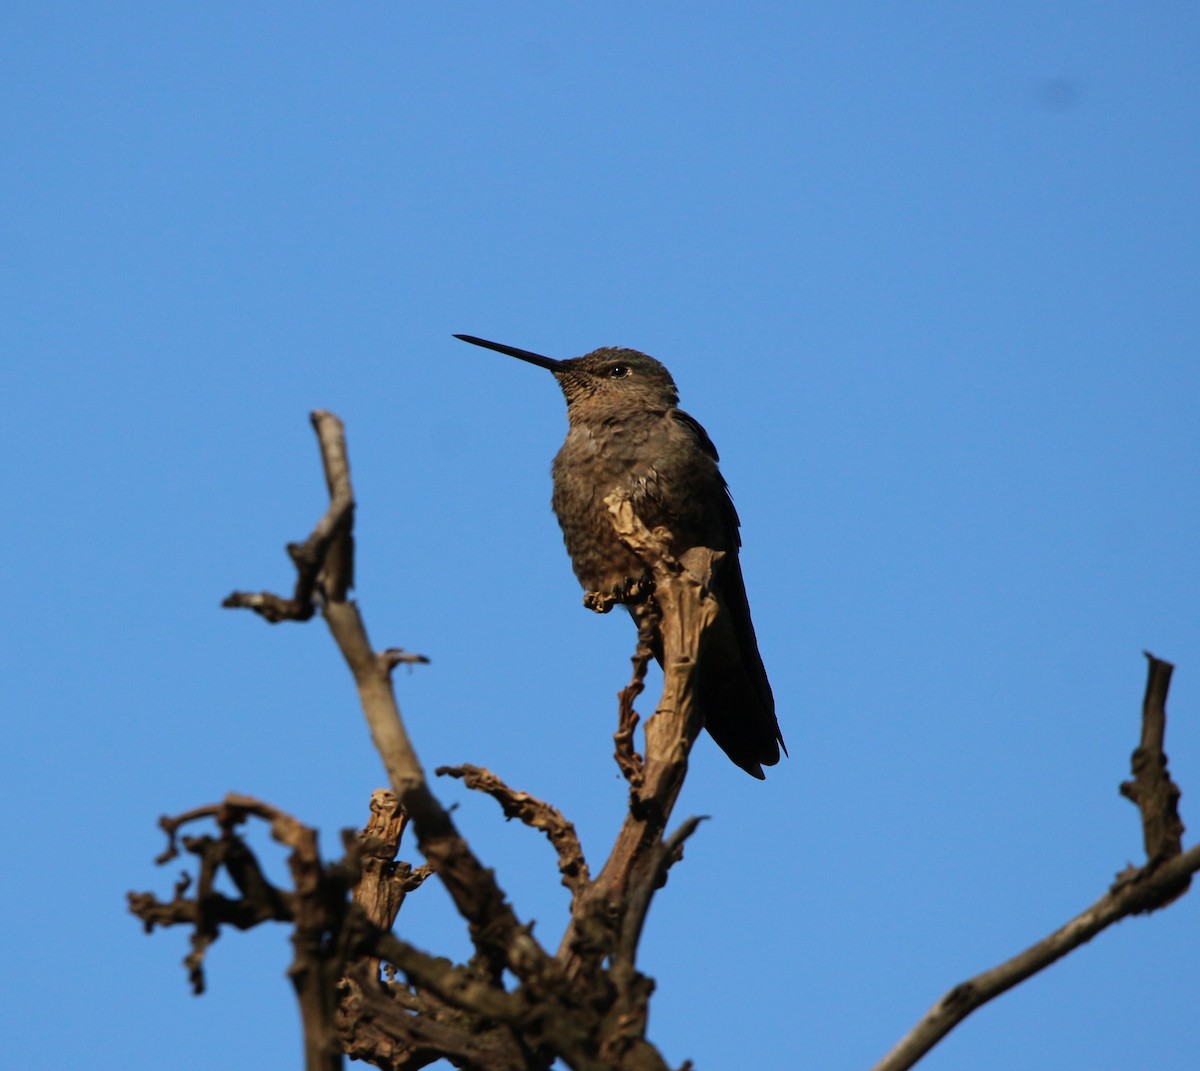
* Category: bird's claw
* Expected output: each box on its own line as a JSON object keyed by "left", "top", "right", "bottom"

{"left": 583, "top": 576, "right": 654, "bottom": 614}
{"left": 583, "top": 590, "right": 618, "bottom": 614}
{"left": 620, "top": 575, "right": 655, "bottom": 603}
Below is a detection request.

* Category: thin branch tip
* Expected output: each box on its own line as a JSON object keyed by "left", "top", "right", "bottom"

{"left": 379, "top": 648, "right": 431, "bottom": 675}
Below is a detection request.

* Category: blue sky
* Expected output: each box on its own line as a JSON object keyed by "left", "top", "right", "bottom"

{"left": 4, "top": 5, "right": 1199, "bottom": 1069}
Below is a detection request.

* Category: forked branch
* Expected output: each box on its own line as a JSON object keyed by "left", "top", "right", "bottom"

{"left": 208, "top": 411, "right": 689, "bottom": 1070}
{"left": 224, "top": 411, "right": 547, "bottom": 986}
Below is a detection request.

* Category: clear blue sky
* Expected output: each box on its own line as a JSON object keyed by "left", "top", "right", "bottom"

{"left": 4, "top": 5, "right": 1198, "bottom": 1069}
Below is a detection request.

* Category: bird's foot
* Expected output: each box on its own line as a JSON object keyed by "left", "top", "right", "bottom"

{"left": 583, "top": 590, "right": 617, "bottom": 614}
{"left": 620, "top": 575, "right": 655, "bottom": 604}
{"left": 583, "top": 576, "right": 655, "bottom": 615}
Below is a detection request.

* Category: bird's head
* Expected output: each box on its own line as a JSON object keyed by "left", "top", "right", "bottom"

{"left": 454, "top": 335, "right": 679, "bottom": 414}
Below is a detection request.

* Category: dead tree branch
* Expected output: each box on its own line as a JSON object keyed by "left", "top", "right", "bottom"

{"left": 557, "top": 496, "right": 717, "bottom": 983}
{"left": 131, "top": 792, "right": 546, "bottom": 1071}
{"left": 614, "top": 611, "right": 656, "bottom": 787}
{"left": 349, "top": 788, "right": 432, "bottom": 983}
{"left": 223, "top": 410, "right": 354, "bottom": 621}
{"left": 1119, "top": 653, "right": 1186, "bottom": 870}
{"left": 136, "top": 410, "right": 1199, "bottom": 1071}
{"left": 872, "top": 652, "right": 1199, "bottom": 1071}
{"left": 224, "top": 410, "right": 548, "bottom": 987}
{"left": 131, "top": 794, "right": 355, "bottom": 1071}
{"left": 437, "top": 764, "right": 591, "bottom": 908}
{"left": 201, "top": 411, "right": 696, "bottom": 1069}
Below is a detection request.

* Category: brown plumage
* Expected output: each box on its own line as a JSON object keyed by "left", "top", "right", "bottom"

{"left": 455, "top": 334, "right": 785, "bottom": 778}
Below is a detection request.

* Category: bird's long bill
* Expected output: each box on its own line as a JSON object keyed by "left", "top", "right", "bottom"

{"left": 453, "top": 334, "right": 568, "bottom": 373}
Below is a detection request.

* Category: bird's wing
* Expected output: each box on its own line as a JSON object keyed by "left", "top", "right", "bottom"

{"left": 671, "top": 407, "right": 720, "bottom": 461}
{"left": 671, "top": 408, "right": 742, "bottom": 543}
{"left": 669, "top": 410, "right": 783, "bottom": 774}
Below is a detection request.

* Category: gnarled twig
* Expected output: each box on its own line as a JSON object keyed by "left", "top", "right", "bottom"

{"left": 1119, "top": 653, "right": 1186, "bottom": 874}
{"left": 437, "top": 764, "right": 590, "bottom": 905}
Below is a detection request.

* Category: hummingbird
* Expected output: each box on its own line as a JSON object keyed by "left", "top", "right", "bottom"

{"left": 454, "top": 334, "right": 785, "bottom": 778}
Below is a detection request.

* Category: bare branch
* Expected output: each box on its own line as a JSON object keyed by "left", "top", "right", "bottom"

{"left": 437, "top": 764, "right": 590, "bottom": 905}
{"left": 223, "top": 411, "right": 354, "bottom": 621}
{"left": 131, "top": 798, "right": 297, "bottom": 992}
{"left": 348, "top": 789, "right": 432, "bottom": 985}
{"left": 142, "top": 413, "right": 710, "bottom": 1071}
{"left": 142, "top": 407, "right": 1200, "bottom": 1071}
{"left": 337, "top": 971, "right": 539, "bottom": 1071}
{"left": 133, "top": 790, "right": 553, "bottom": 1071}
{"left": 614, "top": 607, "right": 656, "bottom": 787}
{"left": 872, "top": 843, "right": 1200, "bottom": 1071}
{"left": 132, "top": 795, "right": 350, "bottom": 1071}
{"left": 616, "top": 816, "right": 707, "bottom": 972}
{"left": 223, "top": 411, "right": 550, "bottom": 985}
{"left": 1119, "top": 653, "right": 1186, "bottom": 871}
{"left": 873, "top": 654, "right": 1198, "bottom": 1071}
{"left": 380, "top": 647, "right": 432, "bottom": 675}
{"left": 558, "top": 492, "right": 715, "bottom": 994}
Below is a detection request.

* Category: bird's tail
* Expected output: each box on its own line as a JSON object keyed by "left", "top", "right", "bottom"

{"left": 630, "top": 554, "right": 785, "bottom": 779}
{"left": 698, "top": 552, "right": 784, "bottom": 778}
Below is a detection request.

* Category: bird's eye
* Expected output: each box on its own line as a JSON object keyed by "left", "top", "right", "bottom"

{"left": 608, "top": 364, "right": 630, "bottom": 379}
